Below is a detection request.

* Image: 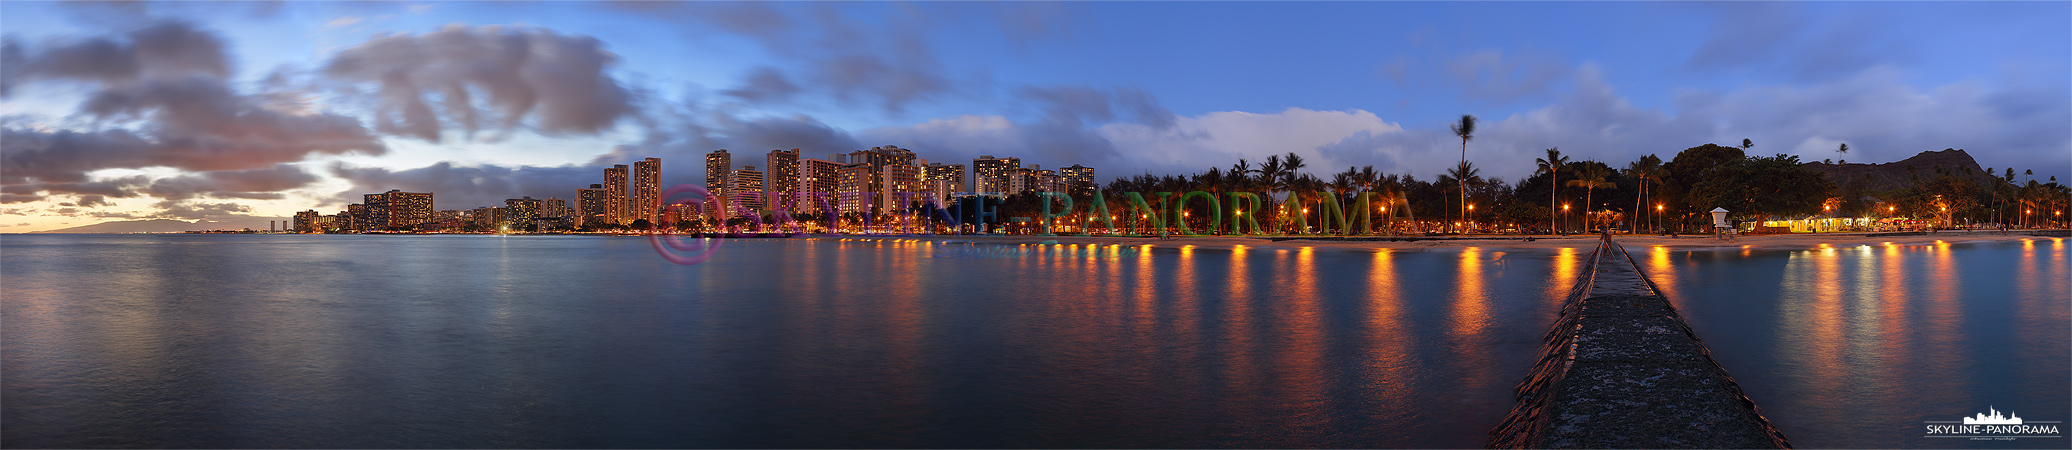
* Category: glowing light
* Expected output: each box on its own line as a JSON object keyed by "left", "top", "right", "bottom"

{"left": 1656, "top": 204, "right": 1663, "bottom": 211}
{"left": 1563, "top": 204, "right": 1570, "bottom": 211}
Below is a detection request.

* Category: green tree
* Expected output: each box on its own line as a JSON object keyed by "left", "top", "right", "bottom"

{"left": 1663, "top": 143, "right": 1747, "bottom": 231}
{"left": 1566, "top": 165, "right": 1614, "bottom": 232}
{"left": 1689, "top": 154, "right": 1834, "bottom": 221}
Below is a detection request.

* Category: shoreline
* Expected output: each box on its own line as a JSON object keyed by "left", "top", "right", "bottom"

{"left": 834, "top": 231, "right": 2058, "bottom": 252}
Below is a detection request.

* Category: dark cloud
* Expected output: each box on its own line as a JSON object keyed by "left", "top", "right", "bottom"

{"left": 328, "top": 161, "right": 600, "bottom": 211}
{"left": 0, "top": 21, "right": 230, "bottom": 95}
{"left": 152, "top": 200, "right": 251, "bottom": 220}
{"left": 623, "top": 3, "right": 967, "bottom": 115}
{"left": 1683, "top": 3, "right": 1913, "bottom": 81}
{"left": 1017, "top": 85, "right": 1177, "bottom": 130}
{"left": 1685, "top": 3, "right": 1803, "bottom": 72}
{"left": 1445, "top": 49, "right": 1571, "bottom": 104}
{"left": 2, "top": 76, "right": 386, "bottom": 186}
{"left": 719, "top": 67, "right": 801, "bottom": 103}
{"left": 321, "top": 24, "right": 638, "bottom": 142}
{"left": 3, "top": 21, "right": 383, "bottom": 207}
{"left": 143, "top": 164, "right": 318, "bottom": 200}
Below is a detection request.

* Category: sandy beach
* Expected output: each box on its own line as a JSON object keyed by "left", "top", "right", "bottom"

{"left": 833, "top": 230, "right": 2061, "bottom": 252}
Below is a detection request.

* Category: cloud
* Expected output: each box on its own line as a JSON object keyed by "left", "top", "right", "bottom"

{"left": 321, "top": 24, "right": 637, "bottom": 142}
{"left": 1017, "top": 85, "right": 1176, "bottom": 130}
{"left": 1, "top": 21, "right": 231, "bottom": 95}
{"left": 1, "top": 21, "right": 384, "bottom": 213}
{"left": 325, "top": 17, "right": 364, "bottom": 29}
{"left": 1445, "top": 49, "right": 1571, "bottom": 104}
{"left": 623, "top": 3, "right": 984, "bottom": 115}
{"left": 143, "top": 164, "right": 319, "bottom": 200}
{"left": 327, "top": 161, "right": 600, "bottom": 210}
{"left": 152, "top": 199, "right": 251, "bottom": 220}
{"left": 1682, "top": 3, "right": 1917, "bottom": 82}
{"left": 3, "top": 77, "right": 386, "bottom": 185}
{"left": 1101, "top": 108, "right": 1406, "bottom": 177}
{"left": 719, "top": 67, "right": 802, "bottom": 103}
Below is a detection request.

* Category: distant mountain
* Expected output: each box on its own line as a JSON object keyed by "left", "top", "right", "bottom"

{"left": 32, "top": 216, "right": 292, "bottom": 233}
{"left": 1802, "top": 149, "right": 2004, "bottom": 193}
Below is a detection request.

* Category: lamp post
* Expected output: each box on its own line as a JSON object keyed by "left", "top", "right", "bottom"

{"left": 1562, "top": 203, "right": 1571, "bottom": 235}
{"left": 1655, "top": 204, "right": 1663, "bottom": 234}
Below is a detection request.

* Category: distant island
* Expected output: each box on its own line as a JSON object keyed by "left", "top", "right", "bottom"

{"left": 27, "top": 217, "right": 290, "bottom": 234}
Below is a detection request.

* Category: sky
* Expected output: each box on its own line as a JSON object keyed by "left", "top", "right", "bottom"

{"left": 2, "top": 1, "right": 2067, "bottom": 232}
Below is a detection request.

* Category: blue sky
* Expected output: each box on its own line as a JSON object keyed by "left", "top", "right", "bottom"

{"left": 2, "top": 1, "right": 2067, "bottom": 231}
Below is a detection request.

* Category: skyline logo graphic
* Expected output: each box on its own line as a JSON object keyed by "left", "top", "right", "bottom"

{"left": 1925, "top": 406, "right": 2060, "bottom": 440}
{"left": 1964, "top": 407, "right": 2023, "bottom": 425}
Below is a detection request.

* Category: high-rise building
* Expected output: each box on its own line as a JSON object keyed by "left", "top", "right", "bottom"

{"left": 836, "top": 163, "right": 875, "bottom": 214}
{"left": 881, "top": 163, "right": 922, "bottom": 211}
{"left": 632, "top": 157, "right": 661, "bottom": 225}
{"left": 293, "top": 210, "right": 321, "bottom": 233}
{"left": 730, "top": 166, "right": 766, "bottom": 212}
{"left": 605, "top": 165, "right": 629, "bottom": 225}
{"left": 705, "top": 149, "right": 731, "bottom": 217}
{"left": 432, "top": 210, "right": 465, "bottom": 231}
{"left": 765, "top": 148, "right": 799, "bottom": 210}
{"left": 797, "top": 158, "right": 842, "bottom": 213}
{"left": 923, "top": 162, "right": 966, "bottom": 195}
{"left": 1005, "top": 167, "right": 1034, "bottom": 194}
{"left": 361, "top": 193, "right": 389, "bottom": 231}
{"left": 355, "top": 190, "right": 434, "bottom": 231}
{"left": 973, "top": 155, "right": 1021, "bottom": 195}
{"left": 505, "top": 197, "right": 543, "bottom": 229}
{"left": 335, "top": 208, "right": 357, "bottom": 232}
{"left": 576, "top": 184, "right": 609, "bottom": 227}
{"left": 834, "top": 146, "right": 918, "bottom": 213}
{"left": 1061, "top": 164, "right": 1096, "bottom": 197}
{"left": 1035, "top": 169, "right": 1061, "bottom": 193}
{"left": 471, "top": 206, "right": 502, "bottom": 230}
{"left": 387, "top": 190, "right": 433, "bottom": 229}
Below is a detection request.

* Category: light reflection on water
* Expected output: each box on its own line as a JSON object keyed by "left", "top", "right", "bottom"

{"left": 1652, "top": 239, "right": 2069, "bottom": 449}
{"left": 2, "top": 235, "right": 2063, "bottom": 448}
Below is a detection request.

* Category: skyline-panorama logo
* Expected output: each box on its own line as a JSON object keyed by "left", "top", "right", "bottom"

{"left": 1925, "top": 407, "right": 2061, "bottom": 440}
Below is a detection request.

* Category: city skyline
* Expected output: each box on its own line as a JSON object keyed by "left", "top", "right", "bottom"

{"left": 3, "top": 2, "right": 2067, "bottom": 233}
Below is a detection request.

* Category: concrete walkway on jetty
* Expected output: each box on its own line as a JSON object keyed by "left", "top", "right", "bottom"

{"left": 1488, "top": 235, "right": 1792, "bottom": 449}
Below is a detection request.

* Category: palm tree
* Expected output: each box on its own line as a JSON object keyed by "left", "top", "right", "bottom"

{"left": 1535, "top": 147, "right": 1569, "bottom": 234}
{"left": 1837, "top": 143, "right": 1849, "bottom": 161}
{"left": 1450, "top": 114, "right": 1477, "bottom": 233}
{"left": 1627, "top": 155, "right": 1663, "bottom": 233}
{"left": 1447, "top": 161, "right": 1481, "bottom": 232}
{"left": 1566, "top": 165, "right": 1613, "bottom": 232}
{"left": 1742, "top": 138, "right": 1753, "bottom": 151}
{"left": 1280, "top": 152, "right": 1308, "bottom": 233}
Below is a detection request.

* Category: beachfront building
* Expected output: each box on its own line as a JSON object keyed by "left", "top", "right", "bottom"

{"left": 730, "top": 166, "right": 766, "bottom": 212}
{"left": 576, "top": 184, "right": 609, "bottom": 227}
{"left": 632, "top": 157, "right": 661, "bottom": 225}
{"left": 1061, "top": 164, "right": 1096, "bottom": 197}
{"left": 797, "top": 158, "right": 842, "bottom": 214}
{"left": 973, "top": 155, "right": 1020, "bottom": 196}
{"left": 766, "top": 149, "right": 799, "bottom": 211}
{"left": 705, "top": 149, "right": 730, "bottom": 218}
{"left": 605, "top": 164, "right": 629, "bottom": 224}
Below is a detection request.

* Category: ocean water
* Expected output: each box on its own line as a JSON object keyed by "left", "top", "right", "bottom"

{"left": 1, "top": 234, "right": 2064, "bottom": 448}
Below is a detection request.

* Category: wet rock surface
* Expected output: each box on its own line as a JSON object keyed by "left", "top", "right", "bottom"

{"left": 1490, "top": 237, "right": 1790, "bottom": 449}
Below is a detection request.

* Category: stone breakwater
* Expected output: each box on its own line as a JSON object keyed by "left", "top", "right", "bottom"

{"left": 1488, "top": 236, "right": 1792, "bottom": 449}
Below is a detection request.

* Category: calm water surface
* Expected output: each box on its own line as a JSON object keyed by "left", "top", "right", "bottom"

{"left": 1, "top": 234, "right": 2064, "bottom": 448}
